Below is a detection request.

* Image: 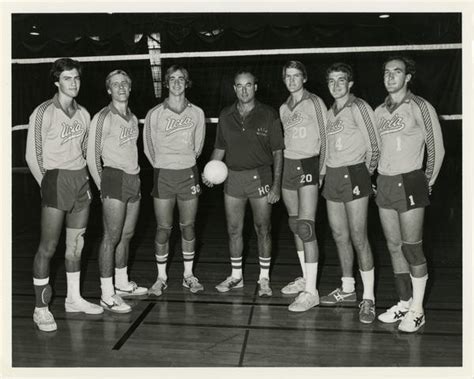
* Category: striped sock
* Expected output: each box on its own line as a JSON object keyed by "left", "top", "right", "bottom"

{"left": 259, "top": 256, "right": 271, "bottom": 280}
{"left": 231, "top": 256, "right": 243, "bottom": 279}
{"left": 155, "top": 253, "right": 168, "bottom": 282}
{"left": 183, "top": 251, "right": 195, "bottom": 277}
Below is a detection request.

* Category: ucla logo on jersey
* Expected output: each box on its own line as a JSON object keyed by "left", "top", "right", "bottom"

{"left": 60, "top": 120, "right": 85, "bottom": 144}
{"left": 165, "top": 116, "right": 195, "bottom": 135}
{"left": 282, "top": 111, "right": 304, "bottom": 129}
{"left": 379, "top": 113, "right": 405, "bottom": 135}
{"left": 256, "top": 127, "right": 268, "bottom": 137}
{"left": 119, "top": 124, "right": 139, "bottom": 146}
{"left": 326, "top": 119, "right": 344, "bottom": 135}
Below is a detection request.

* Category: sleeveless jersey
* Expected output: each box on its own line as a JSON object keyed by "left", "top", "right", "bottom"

{"left": 279, "top": 90, "right": 328, "bottom": 175}
{"left": 144, "top": 99, "right": 206, "bottom": 169}
{"left": 25, "top": 94, "right": 90, "bottom": 185}
{"left": 326, "top": 94, "right": 380, "bottom": 174}
{"left": 375, "top": 91, "right": 445, "bottom": 186}
{"left": 86, "top": 103, "right": 140, "bottom": 190}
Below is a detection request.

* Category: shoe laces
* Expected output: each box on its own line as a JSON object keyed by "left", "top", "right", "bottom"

{"left": 185, "top": 276, "right": 199, "bottom": 286}
{"left": 37, "top": 308, "right": 54, "bottom": 321}
{"left": 359, "top": 300, "right": 374, "bottom": 312}
{"left": 259, "top": 278, "right": 270, "bottom": 289}
{"left": 111, "top": 294, "right": 124, "bottom": 305}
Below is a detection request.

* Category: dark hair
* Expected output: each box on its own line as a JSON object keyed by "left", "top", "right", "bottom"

{"left": 282, "top": 60, "right": 308, "bottom": 81}
{"left": 234, "top": 69, "right": 258, "bottom": 84}
{"left": 326, "top": 62, "right": 354, "bottom": 82}
{"left": 105, "top": 69, "right": 132, "bottom": 90}
{"left": 383, "top": 55, "right": 416, "bottom": 78}
{"left": 50, "top": 58, "right": 82, "bottom": 82}
{"left": 164, "top": 65, "right": 192, "bottom": 88}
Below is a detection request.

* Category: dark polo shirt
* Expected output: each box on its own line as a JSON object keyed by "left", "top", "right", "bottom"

{"left": 215, "top": 101, "right": 284, "bottom": 171}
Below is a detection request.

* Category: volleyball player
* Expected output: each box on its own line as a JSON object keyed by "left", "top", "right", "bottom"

{"left": 26, "top": 58, "right": 103, "bottom": 332}
{"left": 144, "top": 65, "right": 206, "bottom": 296}
{"left": 203, "top": 69, "right": 284, "bottom": 297}
{"left": 87, "top": 70, "right": 147, "bottom": 313}
{"left": 279, "top": 61, "right": 328, "bottom": 311}
{"left": 320, "top": 63, "right": 380, "bottom": 323}
{"left": 375, "top": 56, "right": 445, "bottom": 332}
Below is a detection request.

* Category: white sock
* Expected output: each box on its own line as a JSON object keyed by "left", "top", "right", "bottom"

{"left": 100, "top": 277, "right": 115, "bottom": 300}
{"left": 259, "top": 256, "right": 271, "bottom": 280}
{"left": 66, "top": 271, "right": 81, "bottom": 301}
{"left": 410, "top": 274, "right": 428, "bottom": 312}
{"left": 231, "top": 256, "right": 243, "bottom": 279}
{"left": 183, "top": 251, "right": 195, "bottom": 277}
{"left": 359, "top": 268, "right": 375, "bottom": 302}
{"left": 156, "top": 253, "right": 168, "bottom": 282}
{"left": 297, "top": 250, "right": 306, "bottom": 278}
{"left": 114, "top": 266, "right": 129, "bottom": 288}
{"left": 341, "top": 276, "right": 355, "bottom": 293}
{"left": 304, "top": 262, "right": 318, "bottom": 295}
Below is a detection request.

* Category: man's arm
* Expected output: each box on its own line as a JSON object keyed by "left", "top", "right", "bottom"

{"left": 267, "top": 149, "right": 283, "bottom": 204}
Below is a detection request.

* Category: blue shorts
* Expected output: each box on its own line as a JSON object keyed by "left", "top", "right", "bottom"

{"left": 375, "top": 169, "right": 430, "bottom": 213}
{"left": 322, "top": 163, "right": 372, "bottom": 203}
{"left": 224, "top": 166, "right": 272, "bottom": 199}
{"left": 101, "top": 167, "right": 140, "bottom": 203}
{"left": 152, "top": 166, "right": 201, "bottom": 200}
{"left": 282, "top": 156, "right": 319, "bottom": 190}
{"left": 41, "top": 167, "right": 92, "bottom": 212}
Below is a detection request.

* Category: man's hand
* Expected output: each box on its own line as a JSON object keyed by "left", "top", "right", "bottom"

{"left": 202, "top": 173, "right": 214, "bottom": 188}
{"left": 267, "top": 185, "right": 281, "bottom": 204}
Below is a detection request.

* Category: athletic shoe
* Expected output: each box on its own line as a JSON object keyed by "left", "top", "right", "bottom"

{"left": 398, "top": 309, "right": 425, "bottom": 333}
{"left": 288, "top": 291, "right": 319, "bottom": 312}
{"left": 100, "top": 294, "right": 132, "bottom": 314}
{"left": 215, "top": 276, "right": 244, "bottom": 293}
{"left": 257, "top": 278, "right": 272, "bottom": 297}
{"left": 320, "top": 288, "right": 357, "bottom": 305}
{"left": 65, "top": 297, "right": 104, "bottom": 314}
{"left": 281, "top": 277, "right": 306, "bottom": 295}
{"left": 115, "top": 281, "right": 148, "bottom": 297}
{"left": 359, "top": 299, "right": 376, "bottom": 324}
{"left": 183, "top": 275, "right": 204, "bottom": 293}
{"left": 148, "top": 278, "right": 168, "bottom": 297}
{"left": 377, "top": 300, "right": 411, "bottom": 323}
{"left": 33, "top": 307, "right": 57, "bottom": 332}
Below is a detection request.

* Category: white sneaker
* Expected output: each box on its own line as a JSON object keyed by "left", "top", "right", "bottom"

{"left": 182, "top": 275, "right": 204, "bottom": 293}
{"left": 377, "top": 300, "right": 411, "bottom": 323}
{"left": 288, "top": 291, "right": 319, "bottom": 312}
{"left": 33, "top": 307, "right": 57, "bottom": 332}
{"left": 257, "top": 278, "right": 272, "bottom": 297}
{"left": 65, "top": 297, "right": 104, "bottom": 314}
{"left": 148, "top": 278, "right": 168, "bottom": 297}
{"left": 281, "top": 277, "right": 305, "bottom": 295}
{"left": 398, "top": 309, "right": 425, "bottom": 333}
{"left": 115, "top": 281, "right": 148, "bottom": 297}
{"left": 215, "top": 276, "right": 244, "bottom": 293}
{"left": 100, "top": 294, "right": 132, "bottom": 314}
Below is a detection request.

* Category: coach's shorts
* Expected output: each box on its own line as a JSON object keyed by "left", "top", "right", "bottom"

{"left": 322, "top": 162, "right": 372, "bottom": 203}
{"left": 101, "top": 167, "right": 140, "bottom": 203}
{"left": 152, "top": 166, "right": 200, "bottom": 200}
{"left": 282, "top": 156, "right": 319, "bottom": 190}
{"left": 375, "top": 169, "right": 430, "bottom": 213}
{"left": 224, "top": 166, "right": 273, "bottom": 199}
{"left": 41, "top": 167, "right": 92, "bottom": 213}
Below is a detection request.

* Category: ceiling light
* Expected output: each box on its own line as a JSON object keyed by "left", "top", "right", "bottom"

{"left": 379, "top": 14, "right": 390, "bottom": 19}
{"left": 30, "top": 25, "right": 40, "bottom": 36}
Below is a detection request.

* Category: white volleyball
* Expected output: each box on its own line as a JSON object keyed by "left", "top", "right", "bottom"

{"left": 203, "top": 160, "right": 228, "bottom": 185}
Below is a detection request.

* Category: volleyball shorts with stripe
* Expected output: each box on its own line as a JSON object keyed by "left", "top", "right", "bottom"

{"left": 322, "top": 162, "right": 372, "bottom": 203}
{"left": 152, "top": 165, "right": 201, "bottom": 201}
{"left": 101, "top": 167, "right": 141, "bottom": 203}
{"left": 41, "top": 167, "right": 91, "bottom": 212}
{"left": 282, "top": 156, "right": 319, "bottom": 190}
{"left": 375, "top": 169, "right": 430, "bottom": 213}
{"left": 224, "top": 166, "right": 273, "bottom": 199}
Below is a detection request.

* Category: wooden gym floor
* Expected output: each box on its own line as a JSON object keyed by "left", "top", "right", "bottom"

{"left": 10, "top": 166, "right": 463, "bottom": 368}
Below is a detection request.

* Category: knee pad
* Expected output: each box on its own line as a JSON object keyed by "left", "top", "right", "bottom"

{"left": 179, "top": 222, "right": 195, "bottom": 241}
{"left": 65, "top": 228, "right": 86, "bottom": 262}
{"left": 288, "top": 216, "right": 298, "bottom": 234}
{"left": 296, "top": 219, "right": 316, "bottom": 242}
{"left": 401, "top": 241, "right": 426, "bottom": 266}
{"left": 156, "top": 224, "right": 172, "bottom": 244}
